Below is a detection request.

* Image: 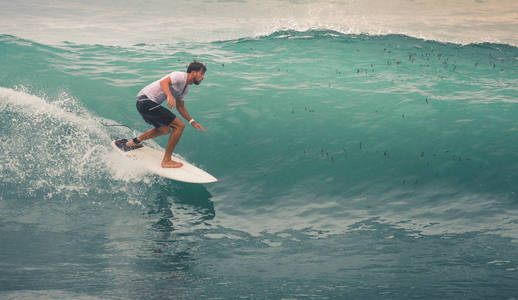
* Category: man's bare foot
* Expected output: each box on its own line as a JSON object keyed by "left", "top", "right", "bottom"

{"left": 161, "top": 160, "right": 183, "bottom": 168}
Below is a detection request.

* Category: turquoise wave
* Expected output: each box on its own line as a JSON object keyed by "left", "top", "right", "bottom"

{"left": 2, "top": 29, "right": 518, "bottom": 225}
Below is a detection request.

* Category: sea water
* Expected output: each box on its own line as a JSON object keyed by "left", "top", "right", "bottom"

{"left": 1, "top": 1, "right": 518, "bottom": 299}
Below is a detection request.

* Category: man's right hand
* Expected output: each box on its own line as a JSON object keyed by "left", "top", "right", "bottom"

{"left": 167, "top": 96, "right": 175, "bottom": 109}
{"left": 160, "top": 77, "right": 175, "bottom": 109}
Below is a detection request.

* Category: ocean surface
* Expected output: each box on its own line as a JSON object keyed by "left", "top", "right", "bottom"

{"left": 1, "top": 1, "right": 518, "bottom": 299}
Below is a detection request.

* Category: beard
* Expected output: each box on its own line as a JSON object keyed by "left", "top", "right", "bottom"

{"left": 194, "top": 79, "right": 201, "bottom": 85}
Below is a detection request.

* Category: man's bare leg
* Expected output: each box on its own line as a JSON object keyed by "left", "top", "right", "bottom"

{"left": 125, "top": 126, "right": 171, "bottom": 147}
{"left": 161, "top": 118, "right": 185, "bottom": 168}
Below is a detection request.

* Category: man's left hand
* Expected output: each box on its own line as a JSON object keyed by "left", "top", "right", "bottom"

{"left": 192, "top": 122, "right": 206, "bottom": 133}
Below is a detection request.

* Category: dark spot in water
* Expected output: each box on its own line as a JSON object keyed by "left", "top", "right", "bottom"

{"left": 426, "top": 97, "right": 428, "bottom": 104}
{"left": 421, "top": 152, "right": 424, "bottom": 157}
{"left": 222, "top": 63, "right": 224, "bottom": 67}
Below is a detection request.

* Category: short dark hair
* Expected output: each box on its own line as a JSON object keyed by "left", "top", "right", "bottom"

{"left": 187, "top": 61, "right": 207, "bottom": 74}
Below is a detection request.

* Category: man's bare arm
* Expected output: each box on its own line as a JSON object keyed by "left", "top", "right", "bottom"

{"left": 176, "top": 99, "right": 191, "bottom": 121}
{"left": 177, "top": 99, "right": 206, "bottom": 132}
{"left": 160, "top": 77, "right": 175, "bottom": 109}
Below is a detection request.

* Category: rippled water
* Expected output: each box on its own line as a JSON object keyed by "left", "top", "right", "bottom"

{"left": 1, "top": 30, "right": 518, "bottom": 299}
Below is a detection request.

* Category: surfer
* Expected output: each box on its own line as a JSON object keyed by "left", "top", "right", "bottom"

{"left": 115, "top": 61, "right": 206, "bottom": 168}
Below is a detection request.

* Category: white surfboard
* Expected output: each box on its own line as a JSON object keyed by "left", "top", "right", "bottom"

{"left": 111, "top": 141, "right": 217, "bottom": 184}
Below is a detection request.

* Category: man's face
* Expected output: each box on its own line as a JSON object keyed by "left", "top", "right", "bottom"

{"left": 193, "top": 70, "right": 205, "bottom": 85}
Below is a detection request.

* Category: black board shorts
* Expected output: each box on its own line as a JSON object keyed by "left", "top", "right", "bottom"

{"left": 136, "top": 97, "right": 176, "bottom": 128}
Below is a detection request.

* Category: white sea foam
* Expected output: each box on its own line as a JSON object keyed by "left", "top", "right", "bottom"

{"left": 0, "top": 86, "right": 151, "bottom": 193}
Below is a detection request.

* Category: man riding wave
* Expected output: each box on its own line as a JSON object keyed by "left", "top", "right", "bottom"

{"left": 115, "top": 61, "right": 206, "bottom": 168}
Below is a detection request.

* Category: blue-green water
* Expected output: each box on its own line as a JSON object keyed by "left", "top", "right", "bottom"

{"left": 1, "top": 30, "right": 518, "bottom": 299}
